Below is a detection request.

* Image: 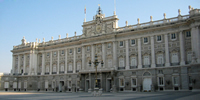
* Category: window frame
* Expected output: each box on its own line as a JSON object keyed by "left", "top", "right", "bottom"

{"left": 143, "top": 37, "right": 148, "bottom": 44}
{"left": 119, "top": 41, "right": 124, "bottom": 47}
{"left": 171, "top": 33, "right": 177, "bottom": 40}
{"left": 157, "top": 35, "right": 162, "bottom": 42}
{"left": 130, "top": 39, "right": 136, "bottom": 46}
{"left": 186, "top": 31, "right": 191, "bottom": 37}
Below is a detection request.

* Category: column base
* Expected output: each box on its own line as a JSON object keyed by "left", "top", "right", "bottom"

{"left": 165, "top": 63, "right": 170, "bottom": 67}
{"left": 138, "top": 65, "right": 142, "bottom": 69}
{"left": 151, "top": 64, "right": 156, "bottom": 68}
{"left": 126, "top": 66, "right": 130, "bottom": 70}
{"left": 180, "top": 61, "right": 185, "bottom": 65}
{"left": 88, "top": 88, "right": 92, "bottom": 93}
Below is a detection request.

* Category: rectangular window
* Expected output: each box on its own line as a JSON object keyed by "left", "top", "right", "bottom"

{"left": 157, "top": 35, "right": 162, "bottom": 41}
{"left": 108, "top": 43, "right": 111, "bottom": 48}
{"left": 144, "top": 37, "right": 148, "bottom": 43}
{"left": 47, "top": 53, "right": 49, "bottom": 57}
{"left": 61, "top": 50, "right": 64, "bottom": 54}
{"left": 87, "top": 46, "right": 90, "bottom": 51}
{"left": 131, "top": 39, "right": 135, "bottom": 45}
{"left": 171, "top": 33, "right": 176, "bottom": 39}
{"left": 108, "top": 59, "right": 112, "bottom": 67}
{"left": 187, "top": 51, "right": 192, "bottom": 63}
{"left": 173, "top": 77, "right": 179, "bottom": 86}
{"left": 69, "top": 49, "right": 72, "bottom": 53}
{"left": 189, "top": 76, "right": 192, "bottom": 84}
{"left": 131, "top": 57, "right": 137, "bottom": 66}
{"left": 158, "top": 77, "right": 164, "bottom": 85}
{"left": 132, "top": 79, "right": 136, "bottom": 86}
{"left": 119, "top": 58, "right": 124, "bottom": 67}
{"left": 54, "top": 52, "right": 57, "bottom": 56}
{"left": 144, "top": 56, "right": 150, "bottom": 65}
{"left": 78, "top": 48, "right": 81, "bottom": 53}
{"left": 157, "top": 54, "right": 164, "bottom": 64}
{"left": 171, "top": 53, "right": 179, "bottom": 63}
{"left": 119, "top": 41, "right": 123, "bottom": 47}
{"left": 119, "top": 78, "right": 124, "bottom": 87}
{"left": 186, "top": 31, "right": 191, "bottom": 37}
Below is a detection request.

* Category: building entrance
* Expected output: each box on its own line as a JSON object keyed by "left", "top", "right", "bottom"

{"left": 143, "top": 78, "right": 152, "bottom": 91}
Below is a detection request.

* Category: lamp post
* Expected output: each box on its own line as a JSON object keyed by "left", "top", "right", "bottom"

{"left": 89, "top": 54, "right": 104, "bottom": 96}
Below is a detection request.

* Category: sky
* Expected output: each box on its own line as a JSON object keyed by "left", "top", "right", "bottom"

{"left": 0, "top": 0, "right": 199, "bottom": 73}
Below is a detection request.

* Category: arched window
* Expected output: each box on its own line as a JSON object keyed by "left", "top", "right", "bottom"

{"left": 143, "top": 72, "right": 151, "bottom": 76}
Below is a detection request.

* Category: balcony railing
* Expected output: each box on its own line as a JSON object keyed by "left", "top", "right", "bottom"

{"left": 52, "top": 72, "right": 57, "bottom": 74}
{"left": 142, "top": 65, "right": 151, "bottom": 68}
{"left": 171, "top": 62, "right": 179, "bottom": 66}
{"left": 130, "top": 66, "right": 137, "bottom": 69}
{"left": 59, "top": 71, "right": 64, "bottom": 74}
{"left": 76, "top": 70, "right": 79, "bottom": 73}
{"left": 118, "top": 67, "right": 125, "bottom": 70}
{"left": 67, "top": 71, "right": 73, "bottom": 73}
{"left": 24, "top": 73, "right": 28, "bottom": 75}
{"left": 37, "top": 73, "right": 41, "bottom": 75}
{"left": 156, "top": 64, "right": 165, "bottom": 67}
{"left": 45, "top": 72, "right": 49, "bottom": 75}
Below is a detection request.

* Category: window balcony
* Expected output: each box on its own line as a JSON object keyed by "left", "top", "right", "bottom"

{"left": 142, "top": 65, "right": 150, "bottom": 68}
{"left": 171, "top": 62, "right": 179, "bottom": 66}
{"left": 45, "top": 72, "right": 49, "bottom": 75}
{"left": 52, "top": 72, "right": 57, "bottom": 74}
{"left": 18, "top": 73, "right": 22, "bottom": 75}
{"left": 67, "top": 71, "right": 73, "bottom": 73}
{"left": 24, "top": 73, "right": 28, "bottom": 75}
{"left": 37, "top": 73, "right": 41, "bottom": 75}
{"left": 76, "top": 70, "right": 79, "bottom": 73}
{"left": 118, "top": 67, "right": 125, "bottom": 70}
{"left": 156, "top": 64, "right": 164, "bottom": 67}
{"left": 186, "top": 61, "right": 191, "bottom": 64}
{"left": 59, "top": 71, "right": 64, "bottom": 74}
{"left": 130, "top": 66, "right": 137, "bottom": 69}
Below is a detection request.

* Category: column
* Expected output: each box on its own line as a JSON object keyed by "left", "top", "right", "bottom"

{"left": 29, "top": 52, "right": 32, "bottom": 75}
{"left": 179, "top": 31, "right": 185, "bottom": 65}
{"left": 191, "top": 26, "right": 200, "bottom": 63}
{"left": 91, "top": 45, "right": 95, "bottom": 68}
{"left": 18, "top": 55, "right": 21, "bottom": 74}
{"left": 102, "top": 43, "right": 106, "bottom": 68}
{"left": 82, "top": 46, "right": 85, "bottom": 70}
{"left": 164, "top": 34, "right": 170, "bottom": 66}
{"left": 88, "top": 73, "right": 92, "bottom": 92}
{"left": 113, "top": 41, "right": 117, "bottom": 70}
{"left": 33, "top": 51, "right": 38, "bottom": 75}
{"left": 125, "top": 40, "right": 130, "bottom": 69}
{"left": 65, "top": 49, "right": 68, "bottom": 74}
{"left": 137, "top": 38, "right": 142, "bottom": 69}
{"left": 73, "top": 48, "right": 76, "bottom": 73}
{"left": 41, "top": 52, "right": 45, "bottom": 75}
{"left": 151, "top": 36, "right": 156, "bottom": 68}
{"left": 23, "top": 54, "right": 26, "bottom": 75}
{"left": 50, "top": 51, "right": 52, "bottom": 75}
{"left": 12, "top": 55, "right": 15, "bottom": 75}
{"left": 57, "top": 50, "right": 60, "bottom": 74}
{"left": 100, "top": 72, "right": 103, "bottom": 89}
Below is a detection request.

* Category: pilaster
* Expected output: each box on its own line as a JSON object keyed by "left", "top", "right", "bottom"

{"left": 82, "top": 46, "right": 85, "bottom": 70}
{"left": 57, "top": 50, "right": 60, "bottom": 74}
{"left": 65, "top": 49, "right": 68, "bottom": 74}
{"left": 164, "top": 34, "right": 170, "bottom": 66}
{"left": 179, "top": 31, "right": 185, "bottom": 65}
{"left": 191, "top": 26, "right": 200, "bottom": 63}
{"left": 113, "top": 41, "right": 117, "bottom": 70}
{"left": 137, "top": 38, "right": 142, "bottom": 69}
{"left": 73, "top": 48, "right": 76, "bottom": 73}
{"left": 23, "top": 54, "right": 26, "bottom": 75}
{"left": 17, "top": 55, "right": 21, "bottom": 74}
{"left": 41, "top": 52, "right": 45, "bottom": 75}
{"left": 50, "top": 51, "right": 52, "bottom": 75}
{"left": 102, "top": 43, "right": 106, "bottom": 68}
{"left": 12, "top": 55, "right": 15, "bottom": 75}
{"left": 125, "top": 40, "right": 130, "bottom": 69}
{"left": 29, "top": 53, "right": 32, "bottom": 75}
{"left": 151, "top": 36, "right": 156, "bottom": 68}
{"left": 91, "top": 44, "right": 95, "bottom": 68}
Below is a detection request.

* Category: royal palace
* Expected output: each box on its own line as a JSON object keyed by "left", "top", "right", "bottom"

{"left": 0, "top": 6, "right": 200, "bottom": 92}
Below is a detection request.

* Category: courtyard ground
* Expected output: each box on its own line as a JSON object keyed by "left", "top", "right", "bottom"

{"left": 0, "top": 91, "right": 200, "bottom": 100}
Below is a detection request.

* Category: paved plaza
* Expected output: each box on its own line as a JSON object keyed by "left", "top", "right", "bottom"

{"left": 0, "top": 91, "right": 200, "bottom": 100}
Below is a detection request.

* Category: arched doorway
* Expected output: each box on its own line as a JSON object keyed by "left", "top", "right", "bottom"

{"left": 142, "top": 72, "right": 152, "bottom": 92}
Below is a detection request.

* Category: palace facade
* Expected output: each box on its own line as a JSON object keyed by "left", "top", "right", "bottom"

{"left": 1, "top": 6, "right": 200, "bottom": 92}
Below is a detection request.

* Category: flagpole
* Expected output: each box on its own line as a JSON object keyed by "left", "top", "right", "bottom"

{"left": 84, "top": 6, "right": 86, "bottom": 22}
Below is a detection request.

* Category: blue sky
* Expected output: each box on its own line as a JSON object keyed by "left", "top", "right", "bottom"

{"left": 0, "top": 0, "right": 199, "bottom": 73}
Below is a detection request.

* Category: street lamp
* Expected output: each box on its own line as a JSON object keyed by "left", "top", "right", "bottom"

{"left": 89, "top": 54, "right": 104, "bottom": 89}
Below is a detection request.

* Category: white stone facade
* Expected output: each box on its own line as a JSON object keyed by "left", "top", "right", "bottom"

{"left": 1, "top": 6, "right": 200, "bottom": 92}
